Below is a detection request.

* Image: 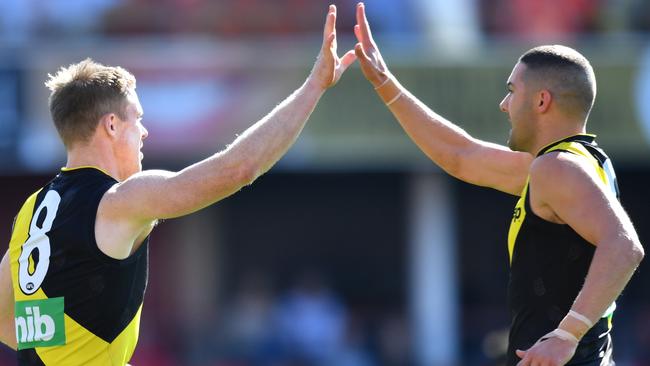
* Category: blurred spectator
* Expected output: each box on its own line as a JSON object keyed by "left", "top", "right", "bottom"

{"left": 0, "top": 0, "right": 120, "bottom": 41}
{"left": 632, "top": 306, "right": 650, "bottom": 363}
{"left": 101, "top": 0, "right": 419, "bottom": 37}
{"left": 376, "top": 314, "right": 413, "bottom": 366}
{"left": 102, "top": 0, "right": 329, "bottom": 36}
{"left": 480, "top": 0, "right": 601, "bottom": 39}
{"left": 0, "top": 0, "right": 423, "bottom": 41}
{"left": 635, "top": 44, "right": 650, "bottom": 146}
{"left": 216, "top": 271, "right": 278, "bottom": 364}
{"left": 628, "top": 0, "right": 650, "bottom": 32}
{"left": 274, "top": 270, "right": 348, "bottom": 366}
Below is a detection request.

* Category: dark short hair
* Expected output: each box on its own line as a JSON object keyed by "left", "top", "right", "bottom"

{"left": 519, "top": 45, "right": 596, "bottom": 119}
{"left": 45, "top": 59, "right": 136, "bottom": 148}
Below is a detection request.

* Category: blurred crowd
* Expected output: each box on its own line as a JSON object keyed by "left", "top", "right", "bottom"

{"left": 1, "top": 0, "right": 650, "bottom": 42}
{"left": 131, "top": 270, "right": 414, "bottom": 366}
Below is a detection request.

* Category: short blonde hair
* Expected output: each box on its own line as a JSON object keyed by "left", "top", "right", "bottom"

{"left": 45, "top": 59, "right": 136, "bottom": 148}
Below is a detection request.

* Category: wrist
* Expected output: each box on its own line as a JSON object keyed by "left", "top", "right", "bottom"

{"left": 550, "top": 328, "right": 579, "bottom": 345}
{"left": 557, "top": 312, "right": 591, "bottom": 341}
{"left": 374, "top": 76, "right": 402, "bottom": 106}
{"left": 304, "top": 75, "right": 328, "bottom": 96}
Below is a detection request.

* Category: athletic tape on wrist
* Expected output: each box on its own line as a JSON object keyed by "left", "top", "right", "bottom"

{"left": 535, "top": 328, "right": 579, "bottom": 347}
{"left": 386, "top": 92, "right": 403, "bottom": 106}
{"left": 568, "top": 310, "right": 594, "bottom": 328}
{"left": 374, "top": 77, "right": 391, "bottom": 90}
{"left": 551, "top": 328, "right": 579, "bottom": 344}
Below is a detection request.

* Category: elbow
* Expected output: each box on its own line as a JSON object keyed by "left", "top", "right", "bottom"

{"left": 234, "top": 160, "right": 262, "bottom": 186}
{"left": 630, "top": 241, "right": 645, "bottom": 267}
{"left": 619, "top": 239, "right": 645, "bottom": 271}
{"left": 446, "top": 154, "right": 469, "bottom": 182}
{"left": 439, "top": 146, "right": 475, "bottom": 182}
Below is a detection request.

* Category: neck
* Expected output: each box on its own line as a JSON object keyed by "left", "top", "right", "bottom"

{"left": 66, "top": 142, "right": 122, "bottom": 181}
{"left": 529, "top": 116, "right": 587, "bottom": 156}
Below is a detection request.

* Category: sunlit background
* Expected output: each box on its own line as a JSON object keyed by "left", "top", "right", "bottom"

{"left": 0, "top": 0, "right": 649, "bottom": 365}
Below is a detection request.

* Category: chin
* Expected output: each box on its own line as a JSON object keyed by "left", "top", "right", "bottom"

{"left": 507, "top": 131, "right": 524, "bottom": 152}
{"left": 507, "top": 135, "right": 517, "bottom": 151}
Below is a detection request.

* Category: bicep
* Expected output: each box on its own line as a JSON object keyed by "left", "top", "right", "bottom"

{"left": 101, "top": 154, "right": 250, "bottom": 223}
{"left": 534, "top": 158, "right": 635, "bottom": 246}
{"left": 557, "top": 185, "right": 632, "bottom": 246}
{"left": 457, "top": 140, "right": 533, "bottom": 195}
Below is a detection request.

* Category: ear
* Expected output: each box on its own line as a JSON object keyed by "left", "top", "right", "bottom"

{"left": 537, "top": 89, "right": 552, "bottom": 113}
{"left": 100, "top": 113, "right": 118, "bottom": 139}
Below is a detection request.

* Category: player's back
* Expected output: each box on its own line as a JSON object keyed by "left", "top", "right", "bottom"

{"left": 8, "top": 167, "right": 149, "bottom": 366}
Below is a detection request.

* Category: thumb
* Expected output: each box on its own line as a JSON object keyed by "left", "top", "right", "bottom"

{"left": 515, "top": 349, "right": 527, "bottom": 358}
{"left": 354, "top": 43, "right": 374, "bottom": 68}
{"left": 354, "top": 43, "right": 367, "bottom": 60}
{"left": 340, "top": 49, "right": 357, "bottom": 71}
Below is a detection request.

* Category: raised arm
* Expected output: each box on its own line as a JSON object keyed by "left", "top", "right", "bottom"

{"left": 0, "top": 250, "right": 16, "bottom": 350}
{"left": 515, "top": 153, "right": 644, "bottom": 365}
{"left": 96, "top": 5, "right": 356, "bottom": 259}
{"left": 353, "top": 3, "right": 532, "bottom": 195}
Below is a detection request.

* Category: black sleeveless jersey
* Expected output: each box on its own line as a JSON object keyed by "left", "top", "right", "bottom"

{"left": 8, "top": 167, "right": 149, "bottom": 365}
{"left": 506, "top": 135, "right": 618, "bottom": 365}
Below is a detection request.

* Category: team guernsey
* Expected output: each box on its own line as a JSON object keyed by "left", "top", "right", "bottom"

{"left": 506, "top": 134, "right": 617, "bottom": 365}
{"left": 8, "top": 167, "right": 149, "bottom": 365}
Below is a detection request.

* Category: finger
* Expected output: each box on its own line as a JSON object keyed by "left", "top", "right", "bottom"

{"left": 354, "top": 24, "right": 362, "bottom": 43}
{"left": 323, "top": 32, "right": 335, "bottom": 52}
{"left": 323, "top": 4, "right": 336, "bottom": 41}
{"left": 332, "top": 4, "right": 337, "bottom": 36}
{"left": 354, "top": 43, "right": 379, "bottom": 83}
{"left": 355, "top": 2, "right": 374, "bottom": 46}
{"left": 339, "top": 49, "right": 357, "bottom": 72}
{"left": 354, "top": 43, "right": 371, "bottom": 65}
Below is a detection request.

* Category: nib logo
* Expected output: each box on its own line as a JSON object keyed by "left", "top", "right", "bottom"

{"left": 15, "top": 297, "right": 66, "bottom": 349}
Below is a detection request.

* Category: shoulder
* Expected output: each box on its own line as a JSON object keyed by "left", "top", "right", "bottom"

{"left": 530, "top": 151, "right": 592, "bottom": 184}
{"left": 98, "top": 169, "right": 175, "bottom": 222}
{"left": 529, "top": 151, "right": 603, "bottom": 204}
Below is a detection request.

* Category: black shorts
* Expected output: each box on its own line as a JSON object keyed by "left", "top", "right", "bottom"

{"left": 507, "top": 318, "right": 614, "bottom": 366}
{"left": 568, "top": 332, "right": 613, "bottom": 366}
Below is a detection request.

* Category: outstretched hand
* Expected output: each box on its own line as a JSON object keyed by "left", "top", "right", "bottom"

{"left": 309, "top": 5, "right": 357, "bottom": 90}
{"left": 354, "top": 2, "right": 391, "bottom": 87}
{"left": 515, "top": 336, "right": 577, "bottom": 366}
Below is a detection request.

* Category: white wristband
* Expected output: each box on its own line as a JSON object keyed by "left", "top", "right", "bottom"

{"left": 374, "top": 77, "right": 391, "bottom": 90}
{"left": 551, "top": 328, "right": 579, "bottom": 344}
{"left": 386, "top": 92, "right": 403, "bottom": 106}
{"left": 535, "top": 328, "right": 579, "bottom": 347}
{"left": 568, "top": 310, "right": 594, "bottom": 328}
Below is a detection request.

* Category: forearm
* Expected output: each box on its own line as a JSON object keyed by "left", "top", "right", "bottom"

{"left": 561, "top": 235, "right": 643, "bottom": 338}
{"left": 373, "top": 76, "right": 477, "bottom": 177}
{"left": 574, "top": 235, "right": 643, "bottom": 319}
{"left": 225, "top": 77, "right": 325, "bottom": 180}
{"left": 120, "top": 77, "right": 327, "bottom": 220}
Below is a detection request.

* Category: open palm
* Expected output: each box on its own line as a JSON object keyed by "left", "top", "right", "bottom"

{"left": 310, "top": 5, "right": 357, "bottom": 89}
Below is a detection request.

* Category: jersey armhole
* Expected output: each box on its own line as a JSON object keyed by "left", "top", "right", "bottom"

{"left": 87, "top": 182, "right": 148, "bottom": 266}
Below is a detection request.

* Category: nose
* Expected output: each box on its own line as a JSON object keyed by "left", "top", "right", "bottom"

{"left": 499, "top": 95, "right": 508, "bottom": 113}
{"left": 141, "top": 125, "right": 149, "bottom": 140}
